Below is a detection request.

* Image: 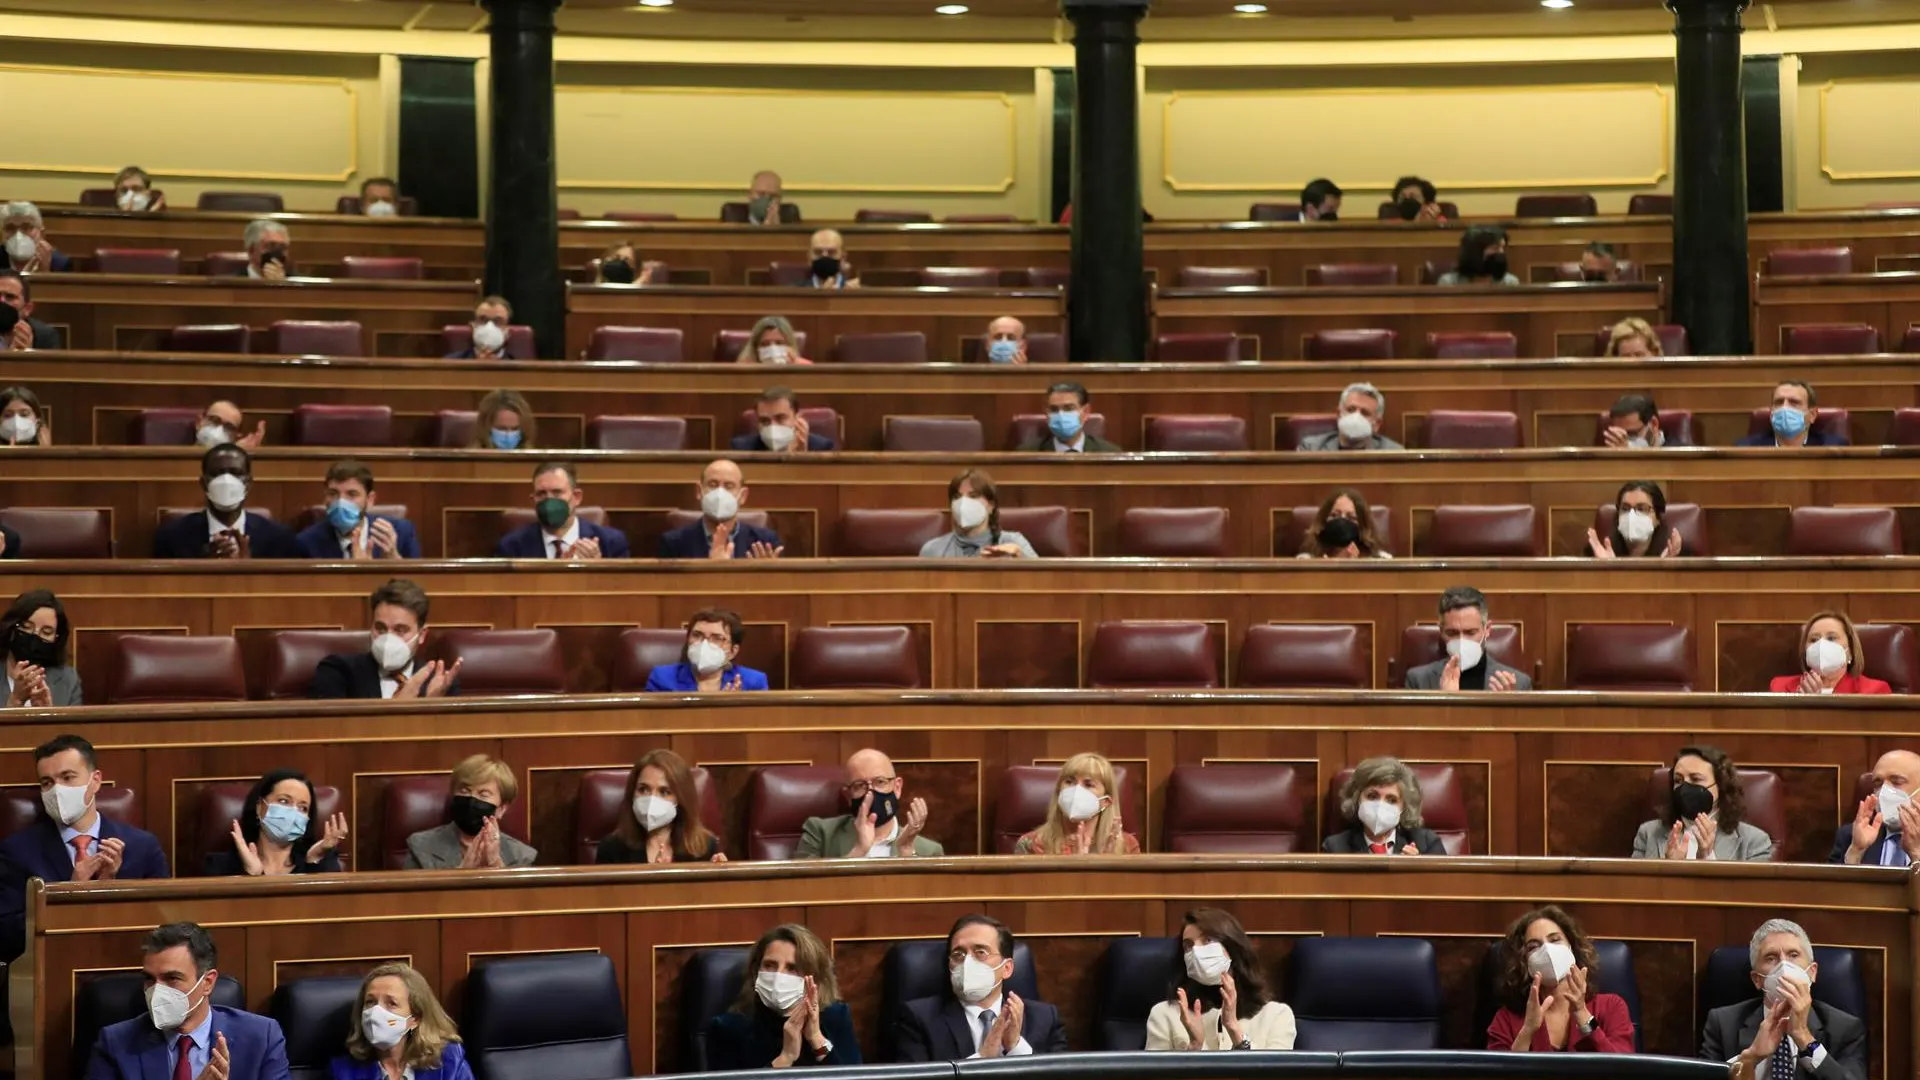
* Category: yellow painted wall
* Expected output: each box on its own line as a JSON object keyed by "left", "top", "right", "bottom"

{"left": 1794, "top": 51, "right": 1920, "bottom": 210}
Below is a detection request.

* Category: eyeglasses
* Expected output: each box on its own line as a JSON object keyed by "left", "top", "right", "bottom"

{"left": 949, "top": 946, "right": 1002, "bottom": 965}
{"left": 844, "top": 777, "right": 896, "bottom": 798}
{"left": 688, "top": 630, "right": 733, "bottom": 647}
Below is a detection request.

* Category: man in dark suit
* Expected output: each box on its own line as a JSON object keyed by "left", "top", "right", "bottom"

{"left": 1018, "top": 381, "right": 1121, "bottom": 452}
{"left": 1404, "top": 586, "right": 1533, "bottom": 692}
{"left": 657, "top": 459, "right": 785, "bottom": 559}
{"left": 0, "top": 270, "right": 62, "bottom": 350}
{"left": 894, "top": 914, "right": 1068, "bottom": 1060}
{"left": 444, "top": 295, "right": 520, "bottom": 359}
{"left": 1829, "top": 748, "right": 1918, "bottom": 867}
{"left": 730, "top": 387, "right": 836, "bottom": 453}
{"left": 0, "top": 734, "right": 169, "bottom": 961}
{"left": 310, "top": 579, "right": 459, "bottom": 699}
{"left": 1700, "top": 918, "right": 1865, "bottom": 1080}
{"left": 241, "top": 219, "right": 293, "bottom": 281}
{"left": 3, "top": 202, "right": 72, "bottom": 275}
{"left": 295, "top": 460, "right": 421, "bottom": 559}
{"left": 1736, "top": 381, "right": 1849, "bottom": 447}
{"left": 152, "top": 444, "right": 302, "bottom": 559}
{"left": 83, "top": 921, "right": 290, "bottom": 1080}
{"left": 495, "top": 460, "right": 631, "bottom": 558}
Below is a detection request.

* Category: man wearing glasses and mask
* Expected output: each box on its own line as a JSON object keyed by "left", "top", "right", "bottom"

{"left": 795, "top": 748, "right": 942, "bottom": 859}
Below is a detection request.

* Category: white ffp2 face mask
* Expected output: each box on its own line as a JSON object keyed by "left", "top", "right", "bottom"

{"left": 757, "top": 344, "right": 790, "bottom": 364}
{"left": 1057, "top": 783, "right": 1104, "bottom": 822}
{"left": 1184, "top": 941, "right": 1231, "bottom": 986}
{"left": 755, "top": 970, "right": 805, "bottom": 1012}
{"left": 5, "top": 233, "right": 36, "bottom": 262}
{"left": 1619, "top": 509, "right": 1655, "bottom": 544}
{"left": 42, "top": 781, "right": 90, "bottom": 826}
{"left": 1762, "top": 959, "right": 1810, "bottom": 1007}
{"left": 1335, "top": 411, "right": 1374, "bottom": 442}
{"left": 0, "top": 415, "right": 38, "bottom": 444}
{"left": 1445, "top": 636, "right": 1483, "bottom": 671}
{"left": 205, "top": 473, "right": 248, "bottom": 512}
{"left": 362, "top": 1004, "right": 411, "bottom": 1049}
{"left": 1357, "top": 798, "right": 1401, "bottom": 837}
{"left": 1878, "top": 784, "right": 1911, "bottom": 830}
{"left": 688, "top": 639, "right": 729, "bottom": 675}
{"left": 370, "top": 632, "right": 414, "bottom": 673}
{"left": 146, "top": 976, "right": 206, "bottom": 1030}
{"left": 366, "top": 200, "right": 399, "bottom": 218}
{"left": 701, "top": 487, "right": 739, "bottom": 522}
{"left": 1526, "top": 941, "right": 1576, "bottom": 987}
{"left": 195, "top": 424, "right": 232, "bottom": 448}
{"left": 762, "top": 423, "right": 796, "bottom": 451}
{"left": 633, "top": 793, "right": 678, "bottom": 832}
{"left": 951, "top": 497, "right": 989, "bottom": 532}
{"left": 471, "top": 321, "right": 507, "bottom": 353}
{"left": 949, "top": 955, "right": 1001, "bottom": 1003}
{"left": 117, "top": 190, "right": 152, "bottom": 212}
{"left": 1806, "top": 638, "right": 1848, "bottom": 677}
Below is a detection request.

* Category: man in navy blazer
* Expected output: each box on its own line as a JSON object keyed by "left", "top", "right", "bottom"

{"left": 894, "top": 915, "right": 1068, "bottom": 1061}
{"left": 0, "top": 735, "right": 169, "bottom": 962}
{"left": 1830, "top": 749, "right": 1919, "bottom": 867}
{"left": 153, "top": 444, "right": 302, "bottom": 559}
{"left": 84, "top": 921, "right": 290, "bottom": 1080}
{"left": 657, "top": 459, "right": 785, "bottom": 558}
{"left": 295, "top": 460, "right": 421, "bottom": 559}
{"left": 495, "top": 461, "right": 630, "bottom": 558}
{"left": 1736, "top": 381, "right": 1850, "bottom": 447}
{"left": 729, "top": 387, "right": 837, "bottom": 453}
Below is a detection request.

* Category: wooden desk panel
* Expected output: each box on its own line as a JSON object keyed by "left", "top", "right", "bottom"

{"left": 1753, "top": 273, "right": 1920, "bottom": 354}
{"left": 17, "top": 858, "right": 1914, "bottom": 1080}
{"left": 40, "top": 209, "right": 486, "bottom": 281}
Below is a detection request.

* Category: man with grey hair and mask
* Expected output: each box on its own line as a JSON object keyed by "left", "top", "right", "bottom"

{"left": 1296, "top": 383, "right": 1404, "bottom": 451}
{"left": 1701, "top": 917, "right": 1865, "bottom": 1080}
{"left": 1404, "top": 586, "right": 1531, "bottom": 692}
{"left": 2, "top": 201, "right": 68, "bottom": 272}
{"left": 241, "top": 219, "right": 292, "bottom": 281}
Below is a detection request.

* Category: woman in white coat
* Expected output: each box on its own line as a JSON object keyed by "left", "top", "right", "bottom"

{"left": 1145, "top": 907, "right": 1296, "bottom": 1051}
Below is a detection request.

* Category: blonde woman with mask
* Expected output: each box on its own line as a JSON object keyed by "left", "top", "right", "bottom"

{"left": 1012, "top": 752, "right": 1140, "bottom": 854}
{"left": 331, "top": 962, "right": 472, "bottom": 1080}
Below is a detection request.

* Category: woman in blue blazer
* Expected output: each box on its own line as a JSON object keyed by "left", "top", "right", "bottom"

{"left": 643, "top": 608, "right": 769, "bottom": 692}
{"left": 330, "top": 963, "right": 472, "bottom": 1080}
{"left": 705, "top": 924, "right": 861, "bottom": 1069}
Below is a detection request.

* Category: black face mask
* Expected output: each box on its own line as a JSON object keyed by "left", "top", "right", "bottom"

{"left": 810, "top": 256, "right": 841, "bottom": 281}
{"left": 1481, "top": 254, "right": 1510, "bottom": 281}
{"left": 449, "top": 794, "right": 498, "bottom": 837}
{"left": 9, "top": 629, "right": 60, "bottom": 668}
{"left": 1317, "top": 516, "right": 1360, "bottom": 551}
{"left": 852, "top": 790, "right": 898, "bottom": 828}
{"left": 1397, "top": 197, "right": 1425, "bottom": 221}
{"left": 1671, "top": 781, "right": 1715, "bottom": 822}
{"left": 0, "top": 302, "right": 18, "bottom": 337}
{"left": 600, "top": 259, "right": 636, "bottom": 285}
{"left": 260, "top": 248, "right": 288, "bottom": 268}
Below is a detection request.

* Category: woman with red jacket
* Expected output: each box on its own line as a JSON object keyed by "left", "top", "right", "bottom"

{"left": 1486, "top": 905, "right": 1635, "bottom": 1054}
{"left": 1769, "top": 611, "right": 1893, "bottom": 694}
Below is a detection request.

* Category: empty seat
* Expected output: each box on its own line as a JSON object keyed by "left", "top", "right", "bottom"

{"left": 1564, "top": 624, "right": 1696, "bottom": 691}
{"left": 1764, "top": 246, "right": 1853, "bottom": 275}
{"left": 1023, "top": 266, "right": 1070, "bottom": 289}
{"left": 992, "top": 764, "right": 1135, "bottom": 853}
{"left": 1648, "top": 767, "right": 1787, "bottom": 859}
{"left": 1007, "top": 412, "right": 1106, "bottom": 449}
{"left": 132, "top": 407, "right": 203, "bottom": 445}
{"left": 745, "top": 765, "right": 844, "bottom": 861}
{"left": 1163, "top": 764, "right": 1305, "bottom": 852}
{"left": 883, "top": 416, "right": 985, "bottom": 452}
{"left": 1116, "top": 507, "right": 1229, "bottom": 557}
{"left": 1628, "top": 194, "right": 1675, "bottom": 215}
{"left": 1091, "top": 938, "right": 1182, "bottom": 1050}
{"left": 1305, "top": 329, "right": 1397, "bottom": 360}
{"left": 271, "top": 320, "right": 363, "bottom": 357}
{"left": 1425, "top": 504, "right": 1541, "bottom": 557}
{"left": 1087, "top": 621, "right": 1218, "bottom": 689}
{"left": 1289, "top": 937, "right": 1443, "bottom": 1050}
{"left": 1744, "top": 408, "right": 1851, "bottom": 444}
{"left": 341, "top": 256, "right": 424, "bottom": 280}
{"left": 1514, "top": 193, "right": 1598, "bottom": 217}
{"left": 1593, "top": 502, "right": 1710, "bottom": 556}
{"left": 432, "top": 410, "right": 478, "bottom": 448}
{"left": 1424, "top": 410, "right": 1521, "bottom": 450}
{"left": 168, "top": 324, "right": 251, "bottom": 353}
{"left": 201, "top": 252, "right": 252, "bottom": 276}
{"left": 107, "top": 635, "right": 247, "bottom": 704}
{"left": 995, "top": 506, "right": 1072, "bottom": 557}
{"left": 1327, "top": 761, "right": 1471, "bottom": 854}
{"left": 1857, "top": 623, "right": 1920, "bottom": 694}
{"left": 1306, "top": 263, "right": 1399, "bottom": 286}
{"left": 1154, "top": 333, "right": 1242, "bottom": 363}
{"left": 1426, "top": 332, "right": 1518, "bottom": 359}
{"left": 584, "top": 326, "right": 683, "bottom": 362}
{"left": 585, "top": 416, "right": 688, "bottom": 450}
{"left": 679, "top": 948, "right": 750, "bottom": 1070}
{"left": 1237, "top": 624, "right": 1370, "bottom": 689}
{"left": 1175, "top": 266, "right": 1266, "bottom": 288}
{"left": 0, "top": 508, "right": 112, "bottom": 558}
{"left": 1786, "top": 507, "right": 1903, "bottom": 556}
{"left": 789, "top": 626, "right": 921, "bottom": 689}
{"left": 1143, "top": 415, "right": 1248, "bottom": 451}
{"left": 608, "top": 627, "right": 697, "bottom": 693}
{"left": 575, "top": 766, "right": 719, "bottom": 863}
{"left": 1782, "top": 323, "right": 1881, "bottom": 355}
{"left": 854, "top": 208, "right": 933, "bottom": 223}
{"left": 268, "top": 975, "right": 361, "bottom": 1080}
{"left": 93, "top": 248, "right": 181, "bottom": 274}
{"left": 1902, "top": 323, "right": 1920, "bottom": 353}
{"left": 838, "top": 508, "right": 947, "bottom": 557}
{"left": 1248, "top": 202, "right": 1302, "bottom": 221}
{"left": 442, "top": 323, "right": 537, "bottom": 359}
{"left": 463, "top": 953, "right": 631, "bottom": 1080}
{"left": 832, "top": 332, "right": 928, "bottom": 364}
{"left": 436, "top": 629, "right": 567, "bottom": 695}
{"left": 1282, "top": 414, "right": 1336, "bottom": 449}
{"left": 258, "top": 630, "right": 371, "bottom": 700}
{"left": 1591, "top": 409, "right": 1696, "bottom": 447}
{"left": 197, "top": 191, "right": 283, "bottom": 212}
{"left": 917, "top": 267, "right": 1000, "bottom": 288}
{"left": 288, "top": 404, "right": 392, "bottom": 447}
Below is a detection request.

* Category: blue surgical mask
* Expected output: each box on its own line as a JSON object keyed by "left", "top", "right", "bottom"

{"left": 260, "top": 802, "right": 308, "bottom": 844}
{"left": 1770, "top": 407, "right": 1808, "bottom": 439}
{"left": 489, "top": 428, "right": 523, "bottom": 450}
{"left": 326, "top": 499, "right": 363, "bottom": 534}
{"left": 1048, "top": 411, "right": 1083, "bottom": 440}
{"left": 987, "top": 339, "right": 1020, "bottom": 364}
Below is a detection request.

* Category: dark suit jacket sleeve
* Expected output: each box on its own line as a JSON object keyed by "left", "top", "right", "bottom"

{"left": 395, "top": 520, "right": 421, "bottom": 559}
{"left": 808, "top": 433, "right": 837, "bottom": 451}
{"left": 255, "top": 1014, "right": 292, "bottom": 1080}
{"left": 728, "top": 433, "right": 761, "bottom": 452}
{"left": 0, "top": 835, "right": 33, "bottom": 960}
{"left": 1816, "top": 1009, "right": 1868, "bottom": 1080}
{"left": 1699, "top": 1006, "right": 1735, "bottom": 1060}
{"left": 1415, "top": 829, "right": 1447, "bottom": 855}
{"left": 0, "top": 523, "right": 19, "bottom": 558}
{"left": 891, "top": 1000, "right": 938, "bottom": 1062}
{"left": 657, "top": 524, "right": 698, "bottom": 558}
{"left": 817, "top": 1003, "right": 861, "bottom": 1064}
{"left": 253, "top": 521, "right": 305, "bottom": 559}
{"left": 309, "top": 654, "right": 361, "bottom": 699}
{"left": 30, "top": 318, "right": 60, "bottom": 350}
{"left": 123, "top": 827, "right": 169, "bottom": 878}
{"left": 82, "top": 1029, "right": 129, "bottom": 1080}
{"left": 1828, "top": 824, "right": 1856, "bottom": 863}
{"left": 1320, "top": 831, "right": 1355, "bottom": 854}
{"left": 152, "top": 515, "right": 200, "bottom": 558}
{"left": 1034, "top": 1001, "right": 1068, "bottom": 1053}
{"left": 596, "top": 526, "right": 631, "bottom": 559}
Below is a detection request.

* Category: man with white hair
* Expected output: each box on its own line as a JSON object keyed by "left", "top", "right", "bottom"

{"left": 241, "top": 219, "right": 292, "bottom": 281}
{"left": 1831, "top": 748, "right": 1920, "bottom": 866}
{"left": 1700, "top": 918, "right": 1865, "bottom": 1080}
{"left": 2, "top": 202, "right": 68, "bottom": 273}
{"left": 1296, "top": 383, "right": 1404, "bottom": 451}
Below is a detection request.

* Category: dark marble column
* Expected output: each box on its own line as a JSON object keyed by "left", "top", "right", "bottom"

{"left": 1063, "top": 0, "right": 1150, "bottom": 363}
{"left": 1668, "top": 0, "right": 1753, "bottom": 354}
{"left": 484, "top": 0, "right": 564, "bottom": 359}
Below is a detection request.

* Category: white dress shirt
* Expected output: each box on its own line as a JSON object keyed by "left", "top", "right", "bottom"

{"left": 865, "top": 819, "right": 899, "bottom": 858}
{"left": 1050, "top": 434, "right": 1086, "bottom": 453}
{"left": 962, "top": 995, "right": 1032, "bottom": 1058}
{"left": 205, "top": 509, "right": 247, "bottom": 538}
{"left": 543, "top": 518, "right": 581, "bottom": 558}
{"left": 378, "top": 662, "right": 414, "bottom": 700}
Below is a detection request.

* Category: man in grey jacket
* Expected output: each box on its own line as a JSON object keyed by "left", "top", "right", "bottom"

{"left": 1404, "top": 585, "right": 1533, "bottom": 691}
{"left": 1297, "top": 382, "right": 1405, "bottom": 451}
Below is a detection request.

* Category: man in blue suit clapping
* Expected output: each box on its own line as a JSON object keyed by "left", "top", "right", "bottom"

{"left": 84, "top": 922, "right": 290, "bottom": 1080}
{"left": 657, "top": 459, "right": 785, "bottom": 559}
{"left": 296, "top": 461, "right": 421, "bottom": 560}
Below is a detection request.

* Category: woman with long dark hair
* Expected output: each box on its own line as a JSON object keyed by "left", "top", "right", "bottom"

{"left": 1146, "top": 907, "right": 1294, "bottom": 1050}
{"left": 1486, "top": 905, "right": 1634, "bottom": 1053}
{"left": 205, "top": 768, "right": 348, "bottom": 876}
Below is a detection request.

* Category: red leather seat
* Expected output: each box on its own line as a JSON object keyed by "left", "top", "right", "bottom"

{"left": 167, "top": 325, "right": 252, "bottom": 353}
{"left": 1143, "top": 415, "right": 1247, "bottom": 451}
{"left": 1785, "top": 507, "right": 1903, "bottom": 556}
{"left": 838, "top": 508, "right": 947, "bottom": 557}
{"left": 201, "top": 252, "right": 252, "bottom": 276}
{"left": 1424, "top": 505, "right": 1541, "bottom": 557}
{"left": 1744, "top": 408, "right": 1850, "bottom": 444}
{"left": 883, "top": 417, "right": 985, "bottom": 452}
{"left": 1007, "top": 413, "right": 1106, "bottom": 449}
{"left": 0, "top": 786, "right": 138, "bottom": 841}
{"left": 943, "top": 214, "right": 1019, "bottom": 223}
{"left": 713, "top": 329, "right": 808, "bottom": 364}
{"left": 107, "top": 635, "right": 247, "bottom": 704}
{"left": 1304, "top": 329, "right": 1397, "bottom": 360}
{"left": 1306, "top": 264, "right": 1399, "bottom": 286}
{"left": 80, "top": 187, "right": 164, "bottom": 208}
{"left": 1425, "top": 410, "right": 1521, "bottom": 450}
{"left": 1023, "top": 266, "right": 1069, "bottom": 289}
{"left": 854, "top": 209, "right": 933, "bottom": 223}
{"left": 917, "top": 267, "right": 1001, "bottom": 288}
{"left": 600, "top": 210, "right": 677, "bottom": 221}
{"left": 341, "top": 256, "right": 424, "bottom": 280}
{"left": 1237, "top": 624, "right": 1370, "bottom": 689}
{"left": 1327, "top": 762, "right": 1471, "bottom": 854}
{"left": 789, "top": 626, "right": 921, "bottom": 689}
{"left": 1593, "top": 503, "right": 1710, "bottom": 556}
{"left": 733, "top": 407, "right": 841, "bottom": 445}
{"left": 271, "top": 321, "right": 364, "bottom": 357}
{"left": 1552, "top": 261, "right": 1643, "bottom": 283}
{"left": 574, "top": 766, "right": 719, "bottom": 864}
{"left": 832, "top": 332, "right": 928, "bottom": 364}
{"left": 1247, "top": 203, "right": 1302, "bottom": 221}
{"left": 996, "top": 506, "right": 1073, "bottom": 557}
{"left": 0, "top": 508, "right": 112, "bottom": 558}
{"left": 960, "top": 332, "right": 1067, "bottom": 364}
{"left": 94, "top": 248, "right": 181, "bottom": 274}
{"left": 433, "top": 410, "right": 478, "bottom": 448}
{"left": 197, "top": 191, "right": 283, "bottom": 212}
{"left": 1856, "top": 624, "right": 1920, "bottom": 694}
{"left": 1781, "top": 323, "right": 1881, "bottom": 355}
{"left": 436, "top": 629, "right": 568, "bottom": 695}
{"left": 746, "top": 765, "right": 844, "bottom": 860}
{"left": 557, "top": 208, "right": 582, "bottom": 220}
{"left": 585, "top": 416, "right": 689, "bottom": 450}
{"left": 1117, "top": 507, "right": 1229, "bottom": 557}
{"left": 442, "top": 324, "right": 537, "bottom": 359}
{"left": 1764, "top": 247, "right": 1853, "bottom": 275}
{"left": 289, "top": 404, "right": 392, "bottom": 447}
{"left": 1285, "top": 505, "right": 1395, "bottom": 556}
{"left": 585, "top": 326, "right": 683, "bottom": 362}
{"left": 1176, "top": 267, "right": 1266, "bottom": 288}
{"left": 1514, "top": 193, "right": 1598, "bottom": 217}
{"left": 1283, "top": 414, "right": 1337, "bottom": 449}
{"left": 257, "top": 630, "right": 370, "bottom": 700}
{"left": 335, "top": 195, "right": 419, "bottom": 215}
{"left": 1393, "top": 624, "right": 1530, "bottom": 689}
{"left": 765, "top": 262, "right": 813, "bottom": 287}
{"left": 1902, "top": 324, "right": 1920, "bottom": 353}
{"left": 376, "top": 775, "right": 530, "bottom": 870}
{"left": 608, "top": 628, "right": 693, "bottom": 692}
{"left": 1628, "top": 194, "right": 1674, "bottom": 215}
{"left": 1087, "top": 622, "right": 1218, "bottom": 689}
{"left": 1591, "top": 409, "right": 1695, "bottom": 447}
{"left": 193, "top": 781, "right": 342, "bottom": 875}
{"left": 1564, "top": 624, "right": 1696, "bottom": 691}
{"left": 131, "top": 408, "right": 201, "bottom": 446}
{"left": 1154, "top": 333, "right": 1243, "bottom": 363}
{"left": 1891, "top": 409, "right": 1920, "bottom": 447}
{"left": 1647, "top": 767, "right": 1786, "bottom": 860}
{"left": 992, "top": 764, "right": 1135, "bottom": 853}
{"left": 1426, "top": 332, "right": 1518, "bottom": 359}
{"left": 1164, "top": 764, "right": 1305, "bottom": 853}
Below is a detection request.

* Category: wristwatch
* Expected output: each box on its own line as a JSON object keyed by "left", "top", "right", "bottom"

{"left": 1234, "top": 1039, "right": 1253, "bottom": 1051}
{"left": 1576, "top": 1016, "right": 1596, "bottom": 1036}
{"left": 810, "top": 1038, "right": 833, "bottom": 1061}
{"left": 1799, "top": 1041, "right": 1821, "bottom": 1060}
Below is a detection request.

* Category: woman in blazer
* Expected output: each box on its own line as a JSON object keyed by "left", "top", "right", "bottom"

{"left": 1769, "top": 611, "right": 1893, "bottom": 695}
{"left": 1632, "top": 744, "right": 1773, "bottom": 862}
{"left": 3, "top": 589, "right": 82, "bottom": 706}
{"left": 1321, "top": 756, "right": 1447, "bottom": 855}
{"left": 1486, "top": 905, "right": 1634, "bottom": 1053}
{"left": 643, "top": 608, "right": 769, "bottom": 693}
{"left": 704, "top": 924, "right": 861, "bottom": 1069}
{"left": 330, "top": 962, "right": 473, "bottom": 1080}
{"left": 204, "top": 768, "right": 348, "bottom": 876}
{"left": 1146, "top": 907, "right": 1296, "bottom": 1050}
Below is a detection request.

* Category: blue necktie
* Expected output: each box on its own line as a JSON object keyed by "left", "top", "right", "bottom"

{"left": 978, "top": 1009, "right": 996, "bottom": 1053}
{"left": 1771, "top": 1038, "right": 1796, "bottom": 1080}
